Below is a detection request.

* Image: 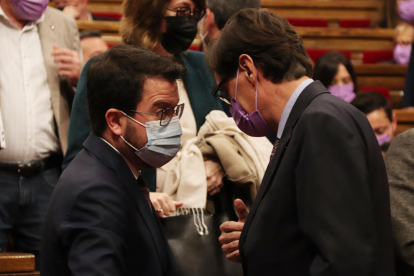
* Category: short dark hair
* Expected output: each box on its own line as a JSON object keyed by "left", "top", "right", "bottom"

{"left": 80, "top": 30, "right": 102, "bottom": 40}
{"left": 87, "top": 44, "right": 185, "bottom": 136}
{"left": 207, "top": 9, "right": 313, "bottom": 84}
{"left": 207, "top": 0, "right": 261, "bottom": 30}
{"left": 313, "top": 51, "right": 359, "bottom": 92}
{"left": 351, "top": 91, "right": 393, "bottom": 122}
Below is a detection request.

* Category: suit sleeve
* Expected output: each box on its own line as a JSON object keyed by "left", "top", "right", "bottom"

{"left": 385, "top": 130, "right": 414, "bottom": 269}
{"left": 402, "top": 41, "right": 414, "bottom": 107}
{"left": 59, "top": 184, "right": 129, "bottom": 276}
{"left": 62, "top": 59, "right": 92, "bottom": 170}
{"left": 294, "top": 112, "right": 377, "bottom": 275}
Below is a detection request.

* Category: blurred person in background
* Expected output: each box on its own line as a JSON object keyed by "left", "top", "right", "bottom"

{"left": 79, "top": 30, "right": 108, "bottom": 62}
{"left": 351, "top": 92, "right": 397, "bottom": 156}
{"left": 64, "top": 0, "right": 224, "bottom": 218}
{"left": 198, "top": 0, "right": 261, "bottom": 52}
{"left": 54, "top": 0, "right": 92, "bottom": 21}
{"left": 394, "top": 23, "right": 414, "bottom": 64}
{"left": 313, "top": 51, "right": 358, "bottom": 103}
{"left": 0, "top": 0, "right": 82, "bottom": 269}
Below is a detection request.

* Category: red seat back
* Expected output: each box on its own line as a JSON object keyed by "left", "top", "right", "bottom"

{"left": 360, "top": 87, "right": 391, "bottom": 101}
{"left": 286, "top": 18, "right": 328, "bottom": 28}
{"left": 306, "top": 49, "right": 352, "bottom": 63}
{"left": 362, "top": 50, "right": 394, "bottom": 64}
{"left": 91, "top": 12, "right": 122, "bottom": 21}
{"left": 339, "top": 19, "right": 371, "bottom": 28}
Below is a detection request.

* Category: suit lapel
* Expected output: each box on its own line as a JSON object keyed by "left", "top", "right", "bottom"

{"left": 240, "top": 81, "right": 330, "bottom": 259}
{"left": 83, "top": 134, "right": 169, "bottom": 275}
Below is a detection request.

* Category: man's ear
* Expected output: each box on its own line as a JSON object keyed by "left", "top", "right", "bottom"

{"left": 105, "top": 108, "right": 124, "bottom": 136}
{"left": 205, "top": 8, "right": 215, "bottom": 31}
{"left": 239, "top": 54, "right": 256, "bottom": 85}
{"left": 391, "top": 112, "right": 398, "bottom": 133}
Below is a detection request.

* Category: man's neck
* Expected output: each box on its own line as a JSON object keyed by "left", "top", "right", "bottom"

{"left": 0, "top": 1, "right": 28, "bottom": 29}
{"left": 101, "top": 133, "right": 143, "bottom": 179}
{"left": 262, "top": 76, "right": 310, "bottom": 131}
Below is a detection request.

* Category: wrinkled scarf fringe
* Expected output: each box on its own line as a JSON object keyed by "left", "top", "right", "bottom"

{"left": 175, "top": 207, "right": 209, "bottom": 236}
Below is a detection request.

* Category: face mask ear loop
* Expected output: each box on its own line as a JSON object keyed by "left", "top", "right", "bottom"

{"left": 254, "top": 67, "right": 258, "bottom": 111}
{"left": 235, "top": 68, "right": 240, "bottom": 100}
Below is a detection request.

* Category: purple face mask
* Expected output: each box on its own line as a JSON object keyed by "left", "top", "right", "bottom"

{"left": 328, "top": 83, "right": 356, "bottom": 103}
{"left": 394, "top": 44, "right": 412, "bottom": 65}
{"left": 10, "top": 0, "right": 49, "bottom": 21}
{"left": 229, "top": 68, "right": 274, "bottom": 137}
{"left": 377, "top": 126, "right": 392, "bottom": 146}
{"left": 399, "top": 0, "right": 414, "bottom": 22}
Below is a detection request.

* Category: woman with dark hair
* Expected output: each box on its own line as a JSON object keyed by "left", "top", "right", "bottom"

{"left": 313, "top": 51, "right": 358, "bottom": 103}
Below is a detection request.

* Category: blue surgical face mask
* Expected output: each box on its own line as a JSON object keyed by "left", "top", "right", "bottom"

{"left": 120, "top": 112, "right": 182, "bottom": 168}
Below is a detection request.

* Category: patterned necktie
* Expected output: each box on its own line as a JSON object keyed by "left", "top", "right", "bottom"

{"left": 270, "top": 138, "right": 280, "bottom": 161}
{"left": 138, "top": 177, "right": 153, "bottom": 212}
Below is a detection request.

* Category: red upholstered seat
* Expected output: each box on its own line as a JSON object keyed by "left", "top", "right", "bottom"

{"left": 285, "top": 18, "right": 328, "bottom": 28}
{"left": 362, "top": 50, "right": 394, "bottom": 64}
{"left": 306, "top": 49, "right": 352, "bottom": 63}
{"left": 360, "top": 87, "right": 391, "bottom": 101}
{"left": 91, "top": 12, "right": 122, "bottom": 21}
{"left": 339, "top": 19, "right": 371, "bottom": 28}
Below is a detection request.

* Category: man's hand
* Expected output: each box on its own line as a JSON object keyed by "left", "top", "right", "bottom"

{"left": 204, "top": 159, "right": 224, "bottom": 196}
{"left": 51, "top": 45, "right": 81, "bottom": 86}
{"left": 62, "top": 5, "right": 81, "bottom": 19}
{"left": 219, "top": 199, "right": 249, "bottom": 263}
{"left": 150, "top": 192, "right": 183, "bottom": 218}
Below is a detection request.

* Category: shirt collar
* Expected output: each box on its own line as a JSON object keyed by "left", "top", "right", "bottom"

{"left": 100, "top": 137, "right": 141, "bottom": 180}
{"left": 277, "top": 78, "right": 314, "bottom": 139}
{"left": 0, "top": 6, "right": 45, "bottom": 28}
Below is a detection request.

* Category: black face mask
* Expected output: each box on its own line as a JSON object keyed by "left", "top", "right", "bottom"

{"left": 161, "top": 16, "right": 198, "bottom": 55}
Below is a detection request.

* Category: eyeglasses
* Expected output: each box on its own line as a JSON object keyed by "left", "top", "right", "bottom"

{"left": 212, "top": 76, "right": 231, "bottom": 106}
{"left": 125, "top": 103, "right": 185, "bottom": 126}
{"left": 165, "top": 6, "right": 206, "bottom": 22}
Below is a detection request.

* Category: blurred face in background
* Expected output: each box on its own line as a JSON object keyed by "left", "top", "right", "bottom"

{"left": 366, "top": 108, "right": 397, "bottom": 143}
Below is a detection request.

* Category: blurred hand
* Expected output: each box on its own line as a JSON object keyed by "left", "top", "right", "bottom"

{"left": 204, "top": 159, "right": 224, "bottom": 196}
{"left": 62, "top": 5, "right": 80, "bottom": 19}
{"left": 150, "top": 192, "right": 183, "bottom": 218}
{"left": 51, "top": 45, "right": 81, "bottom": 87}
{"left": 219, "top": 199, "right": 249, "bottom": 263}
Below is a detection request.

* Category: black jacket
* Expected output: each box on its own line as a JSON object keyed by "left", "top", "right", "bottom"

{"left": 239, "top": 81, "right": 395, "bottom": 276}
{"left": 41, "top": 134, "right": 177, "bottom": 276}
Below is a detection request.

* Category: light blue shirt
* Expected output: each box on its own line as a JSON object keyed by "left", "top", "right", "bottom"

{"left": 277, "top": 79, "right": 314, "bottom": 139}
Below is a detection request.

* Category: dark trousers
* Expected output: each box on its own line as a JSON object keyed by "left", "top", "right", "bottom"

{"left": 0, "top": 165, "right": 60, "bottom": 270}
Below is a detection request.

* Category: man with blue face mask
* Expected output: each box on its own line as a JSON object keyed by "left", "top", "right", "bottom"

{"left": 41, "top": 45, "right": 183, "bottom": 276}
{"left": 209, "top": 9, "right": 395, "bottom": 276}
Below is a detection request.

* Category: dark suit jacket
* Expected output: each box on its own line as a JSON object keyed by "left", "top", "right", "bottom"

{"left": 402, "top": 41, "right": 414, "bottom": 107}
{"left": 62, "top": 50, "right": 223, "bottom": 191}
{"left": 239, "top": 81, "right": 395, "bottom": 276}
{"left": 41, "top": 134, "right": 177, "bottom": 276}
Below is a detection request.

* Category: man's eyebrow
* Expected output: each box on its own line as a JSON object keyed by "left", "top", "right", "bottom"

{"left": 153, "top": 100, "right": 174, "bottom": 107}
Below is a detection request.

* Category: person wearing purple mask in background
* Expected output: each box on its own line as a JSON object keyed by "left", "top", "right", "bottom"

{"left": 313, "top": 51, "right": 358, "bottom": 103}
{"left": 393, "top": 23, "right": 414, "bottom": 64}
{"left": 0, "top": 0, "right": 82, "bottom": 269}
{"left": 351, "top": 92, "right": 398, "bottom": 157}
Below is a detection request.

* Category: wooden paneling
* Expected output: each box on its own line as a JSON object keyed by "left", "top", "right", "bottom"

{"left": 394, "top": 109, "right": 414, "bottom": 135}
{"left": 0, "top": 253, "right": 35, "bottom": 273}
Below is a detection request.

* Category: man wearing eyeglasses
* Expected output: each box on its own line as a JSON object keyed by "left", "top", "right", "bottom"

{"left": 210, "top": 9, "right": 395, "bottom": 276}
{"left": 41, "top": 45, "right": 183, "bottom": 276}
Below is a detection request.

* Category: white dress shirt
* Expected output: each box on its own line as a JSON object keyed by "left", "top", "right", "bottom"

{"left": 0, "top": 7, "right": 60, "bottom": 163}
{"left": 277, "top": 78, "right": 314, "bottom": 139}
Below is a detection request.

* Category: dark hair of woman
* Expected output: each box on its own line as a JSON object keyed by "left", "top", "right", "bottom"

{"left": 313, "top": 51, "right": 359, "bottom": 92}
